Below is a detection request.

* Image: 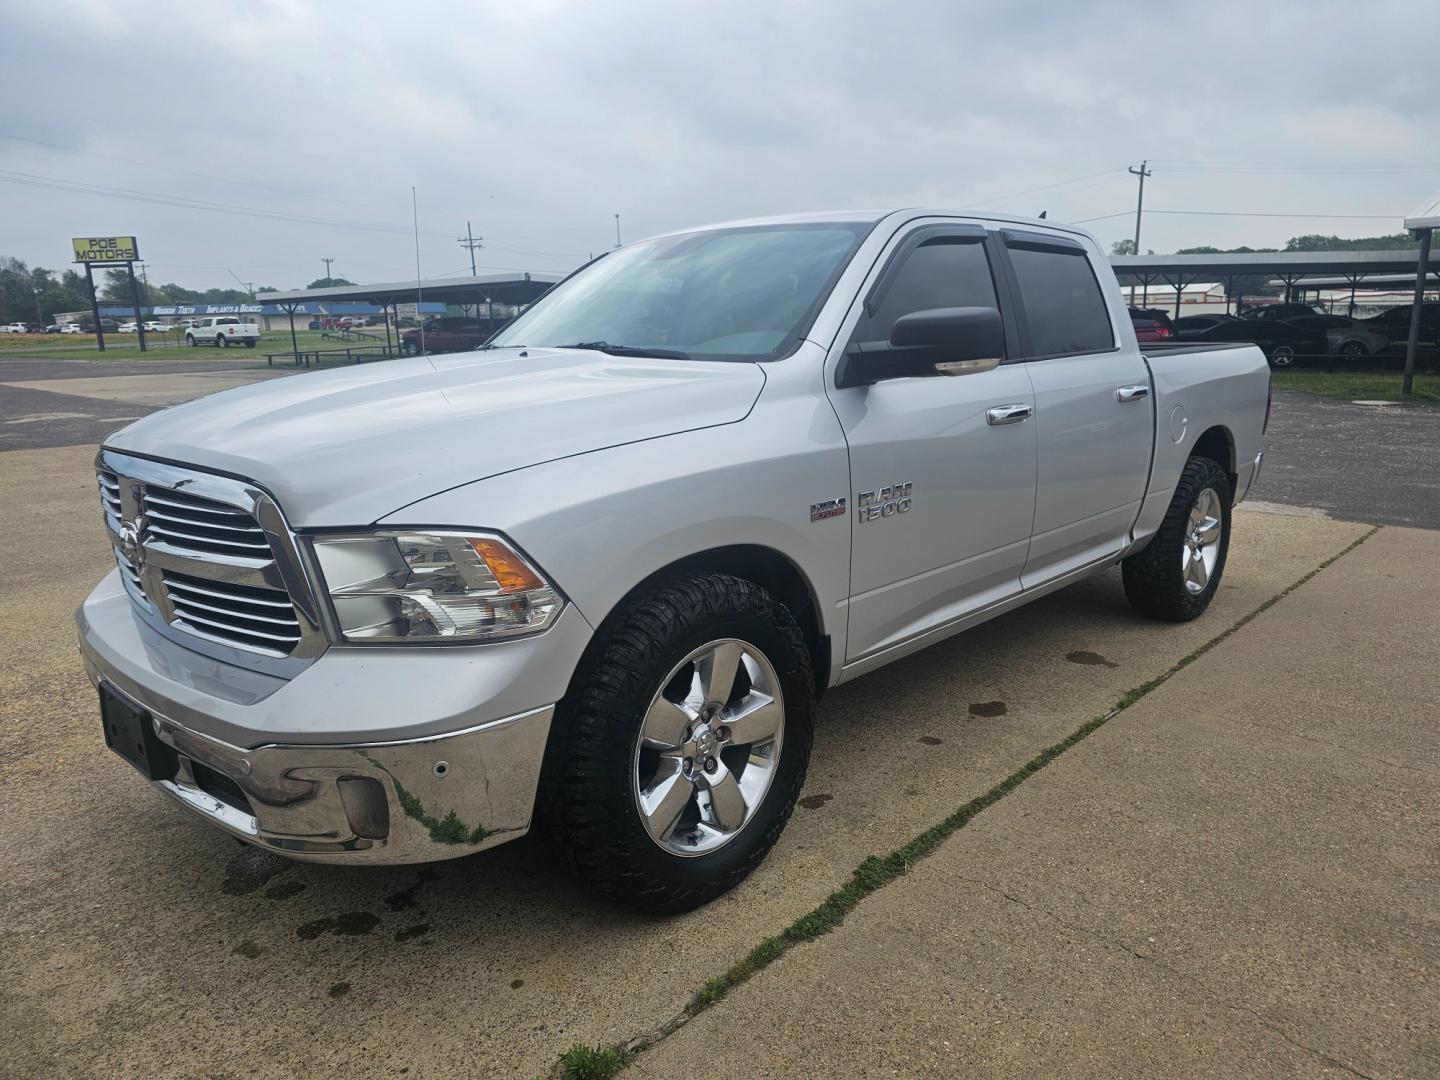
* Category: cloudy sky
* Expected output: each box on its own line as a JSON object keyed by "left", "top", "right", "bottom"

{"left": 2, "top": 0, "right": 1437, "bottom": 291}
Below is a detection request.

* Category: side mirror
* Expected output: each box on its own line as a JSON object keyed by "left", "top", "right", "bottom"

{"left": 837, "top": 307, "right": 1004, "bottom": 388}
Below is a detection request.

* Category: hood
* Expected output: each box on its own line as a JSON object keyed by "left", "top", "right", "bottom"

{"left": 106, "top": 348, "right": 765, "bottom": 525}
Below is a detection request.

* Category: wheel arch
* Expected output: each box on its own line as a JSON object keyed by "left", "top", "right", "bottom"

{"left": 1188, "top": 424, "right": 1237, "bottom": 496}
{"left": 587, "top": 543, "right": 831, "bottom": 699}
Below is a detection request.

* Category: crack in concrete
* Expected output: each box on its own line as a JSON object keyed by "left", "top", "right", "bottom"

{"left": 956, "top": 873, "right": 1382, "bottom": 1080}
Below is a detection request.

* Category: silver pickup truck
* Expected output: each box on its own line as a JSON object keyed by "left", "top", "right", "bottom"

{"left": 78, "top": 210, "right": 1269, "bottom": 912}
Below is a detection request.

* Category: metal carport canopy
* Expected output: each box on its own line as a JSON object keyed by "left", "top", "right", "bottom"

{"left": 1109, "top": 250, "right": 1424, "bottom": 278}
{"left": 255, "top": 271, "right": 564, "bottom": 309}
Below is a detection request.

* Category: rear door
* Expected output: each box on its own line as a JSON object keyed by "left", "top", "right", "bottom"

{"left": 996, "top": 229, "right": 1153, "bottom": 587}
{"left": 825, "top": 222, "right": 1038, "bottom": 664}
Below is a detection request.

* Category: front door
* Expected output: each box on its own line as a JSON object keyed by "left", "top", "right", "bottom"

{"left": 826, "top": 224, "right": 1039, "bottom": 664}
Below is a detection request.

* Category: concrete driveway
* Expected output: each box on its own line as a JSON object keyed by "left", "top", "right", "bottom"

{"left": 0, "top": 367, "right": 1435, "bottom": 1078}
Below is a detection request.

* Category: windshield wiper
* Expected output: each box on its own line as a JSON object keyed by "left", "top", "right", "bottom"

{"left": 560, "top": 341, "right": 692, "bottom": 361}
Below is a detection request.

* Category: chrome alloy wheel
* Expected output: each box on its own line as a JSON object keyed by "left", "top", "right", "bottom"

{"left": 1182, "top": 487, "right": 1223, "bottom": 595}
{"left": 632, "top": 638, "right": 784, "bottom": 857}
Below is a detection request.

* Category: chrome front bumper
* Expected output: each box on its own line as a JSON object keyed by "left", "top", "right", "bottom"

{"left": 129, "top": 694, "right": 553, "bottom": 863}
{"left": 77, "top": 570, "right": 591, "bottom": 864}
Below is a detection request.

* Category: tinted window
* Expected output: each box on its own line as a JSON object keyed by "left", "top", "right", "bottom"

{"left": 857, "top": 237, "right": 998, "bottom": 344}
{"left": 1007, "top": 245, "right": 1113, "bottom": 356}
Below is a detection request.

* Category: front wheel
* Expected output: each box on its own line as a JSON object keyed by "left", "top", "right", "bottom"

{"left": 403, "top": 341, "right": 422, "bottom": 357}
{"left": 216, "top": 334, "right": 229, "bottom": 348}
{"left": 546, "top": 573, "right": 814, "bottom": 914}
{"left": 185, "top": 334, "right": 196, "bottom": 347}
{"left": 1122, "top": 456, "right": 1232, "bottom": 622}
{"left": 1268, "top": 344, "right": 1297, "bottom": 368}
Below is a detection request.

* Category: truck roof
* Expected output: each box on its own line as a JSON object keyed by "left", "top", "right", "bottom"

{"left": 649, "top": 208, "right": 1101, "bottom": 247}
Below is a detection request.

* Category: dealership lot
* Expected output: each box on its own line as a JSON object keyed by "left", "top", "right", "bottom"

{"left": 0, "top": 368, "right": 1436, "bottom": 1078}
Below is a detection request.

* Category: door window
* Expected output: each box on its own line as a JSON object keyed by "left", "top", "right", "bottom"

{"left": 1005, "top": 242, "right": 1114, "bottom": 357}
{"left": 855, "top": 236, "right": 1000, "bottom": 346}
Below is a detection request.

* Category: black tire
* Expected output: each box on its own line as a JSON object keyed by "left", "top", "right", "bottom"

{"left": 1122, "top": 456, "right": 1232, "bottom": 622}
{"left": 185, "top": 334, "right": 195, "bottom": 347}
{"left": 243, "top": 339, "right": 256, "bottom": 348}
{"left": 1338, "top": 340, "right": 1366, "bottom": 360}
{"left": 216, "top": 334, "right": 229, "bottom": 348}
{"left": 404, "top": 341, "right": 422, "bottom": 357}
{"left": 545, "top": 573, "right": 815, "bottom": 914}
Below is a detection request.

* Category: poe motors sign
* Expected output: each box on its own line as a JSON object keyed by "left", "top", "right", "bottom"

{"left": 72, "top": 236, "right": 140, "bottom": 263}
{"left": 71, "top": 235, "right": 146, "bottom": 352}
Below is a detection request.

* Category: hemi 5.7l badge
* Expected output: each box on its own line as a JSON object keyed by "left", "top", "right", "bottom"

{"left": 810, "top": 497, "right": 847, "bottom": 522}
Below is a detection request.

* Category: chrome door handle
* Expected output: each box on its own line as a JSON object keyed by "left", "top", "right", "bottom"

{"left": 986, "top": 403, "right": 1032, "bottom": 426}
{"left": 1116, "top": 384, "right": 1150, "bottom": 402}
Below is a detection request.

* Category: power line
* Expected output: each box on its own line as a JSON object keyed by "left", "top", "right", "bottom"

{"left": 967, "top": 167, "right": 1127, "bottom": 209}
{"left": 1072, "top": 209, "right": 1403, "bottom": 224}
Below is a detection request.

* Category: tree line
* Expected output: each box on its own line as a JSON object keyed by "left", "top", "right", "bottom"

{"left": 0, "top": 258, "right": 355, "bottom": 325}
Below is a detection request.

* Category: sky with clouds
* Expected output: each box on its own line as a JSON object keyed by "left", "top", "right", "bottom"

{"left": 2, "top": 0, "right": 1437, "bottom": 290}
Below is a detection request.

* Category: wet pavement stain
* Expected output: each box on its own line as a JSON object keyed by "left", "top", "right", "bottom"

{"left": 384, "top": 867, "right": 441, "bottom": 912}
{"left": 297, "top": 912, "right": 381, "bottom": 940}
{"left": 798, "top": 793, "right": 833, "bottom": 810}
{"left": 220, "top": 849, "right": 292, "bottom": 896}
{"left": 918, "top": 736, "right": 943, "bottom": 746}
{"left": 510, "top": 979, "right": 524, "bottom": 990}
{"left": 394, "top": 923, "right": 431, "bottom": 943}
{"left": 968, "top": 700, "right": 1008, "bottom": 718}
{"left": 231, "top": 940, "right": 263, "bottom": 959}
{"left": 1066, "top": 650, "right": 1118, "bottom": 668}
{"left": 328, "top": 982, "right": 351, "bottom": 999}
{"left": 265, "top": 880, "right": 307, "bottom": 902}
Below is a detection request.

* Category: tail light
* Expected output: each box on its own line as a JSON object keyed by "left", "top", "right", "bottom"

{"left": 1156, "top": 325, "right": 1173, "bottom": 339}
{"left": 1263, "top": 380, "right": 1273, "bottom": 434}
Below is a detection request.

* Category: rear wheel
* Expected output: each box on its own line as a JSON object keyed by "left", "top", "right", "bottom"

{"left": 1268, "top": 344, "right": 1296, "bottom": 368}
{"left": 546, "top": 573, "right": 814, "bottom": 914}
{"left": 404, "top": 340, "right": 422, "bottom": 357}
{"left": 1338, "top": 340, "right": 1366, "bottom": 360}
{"left": 243, "top": 339, "right": 256, "bottom": 349}
{"left": 1123, "top": 456, "right": 1232, "bottom": 622}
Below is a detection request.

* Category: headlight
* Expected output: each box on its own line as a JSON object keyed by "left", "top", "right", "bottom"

{"left": 309, "top": 531, "right": 562, "bottom": 643}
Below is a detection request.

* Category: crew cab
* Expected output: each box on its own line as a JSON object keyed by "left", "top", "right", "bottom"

{"left": 184, "top": 316, "right": 260, "bottom": 349}
{"left": 78, "top": 210, "right": 1268, "bottom": 913}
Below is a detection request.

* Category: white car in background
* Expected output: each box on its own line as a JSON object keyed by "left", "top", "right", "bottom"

{"left": 0, "top": 322, "right": 31, "bottom": 333}
{"left": 117, "top": 322, "right": 139, "bottom": 333}
{"left": 61, "top": 323, "right": 83, "bottom": 334}
{"left": 143, "top": 321, "right": 171, "bottom": 333}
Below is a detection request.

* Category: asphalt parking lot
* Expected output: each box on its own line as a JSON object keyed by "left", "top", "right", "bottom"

{"left": 0, "top": 364, "right": 1436, "bottom": 1078}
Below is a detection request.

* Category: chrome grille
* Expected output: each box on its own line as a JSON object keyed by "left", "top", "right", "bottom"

{"left": 98, "top": 471, "right": 123, "bottom": 521}
{"left": 141, "top": 488, "right": 272, "bottom": 559}
{"left": 95, "top": 450, "right": 324, "bottom": 669}
{"left": 162, "top": 571, "right": 302, "bottom": 654}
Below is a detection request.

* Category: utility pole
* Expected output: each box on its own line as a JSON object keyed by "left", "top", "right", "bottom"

{"left": 227, "top": 269, "right": 256, "bottom": 300}
{"left": 457, "top": 221, "right": 483, "bottom": 275}
{"left": 614, "top": 213, "right": 622, "bottom": 248}
{"left": 457, "top": 221, "right": 484, "bottom": 315}
{"left": 322, "top": 257, "right": 334, "bottom": 281}
{"left": 1127, "top": 160, "right": 1152, "bottom": 303}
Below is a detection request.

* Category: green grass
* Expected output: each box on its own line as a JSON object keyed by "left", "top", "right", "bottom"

{"left": 1272, "top": 369, "right": 1440, "bottom": 404}
{"left": 550, "top": 524, "right": 1382, "bottom": 1079}
{"left": 0, "top": 328, "right": 387, "bottom": 363}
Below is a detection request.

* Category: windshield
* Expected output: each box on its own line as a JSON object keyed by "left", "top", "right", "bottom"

{"left": 488, "top": 222, "right": 872, "bottom": 361}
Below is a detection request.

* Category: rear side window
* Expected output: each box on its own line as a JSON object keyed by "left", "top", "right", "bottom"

{"left": 1007, "top": 243, "right": 1113, "bottom": 356}
{"left": 857, "top": 237, "right": 998, "bottom": 344}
